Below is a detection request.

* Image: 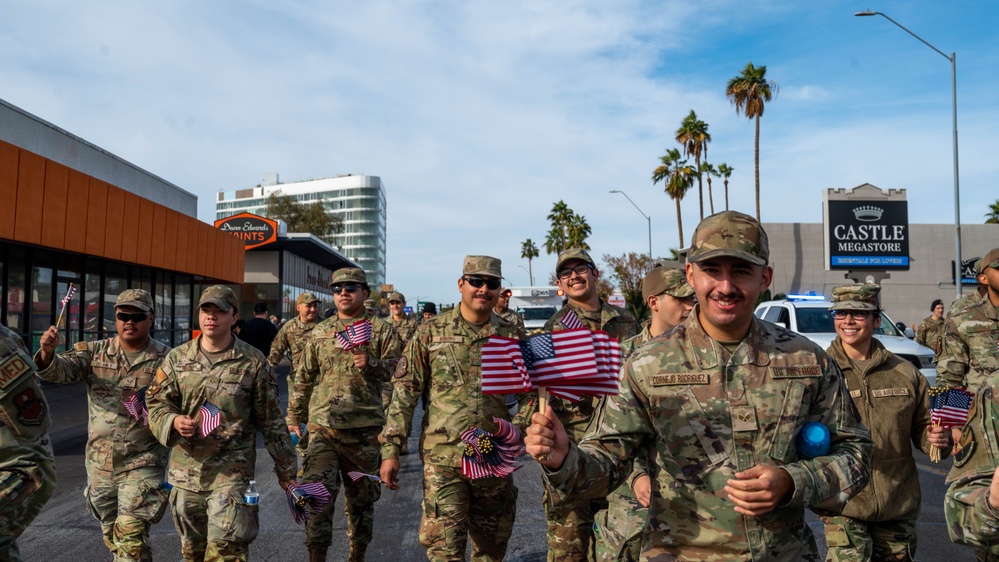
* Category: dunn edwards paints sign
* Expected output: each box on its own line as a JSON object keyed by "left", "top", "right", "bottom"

{"left": 214, "top": 212, "right": 278, "bottom": 250}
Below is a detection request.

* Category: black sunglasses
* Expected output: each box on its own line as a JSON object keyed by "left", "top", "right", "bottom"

{"left": 331, "top": 283, "right": 362, "bottom": 295}
{"left": 463, "top": 276, "right": 501, "bottom": 290}
{"left": 116, "top": 312, "right": 148, "bottom": 323}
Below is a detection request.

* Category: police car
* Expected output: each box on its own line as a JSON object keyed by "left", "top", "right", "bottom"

{"left": 754, "top": 293, "right": 937, "bottom": 386}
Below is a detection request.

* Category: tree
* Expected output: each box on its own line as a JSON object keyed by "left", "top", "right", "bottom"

{"left": 545, "top": 201, "right": 572, "bottom": 254}
{"left": 675, "top": 110, "right": 711, "bottom": 220}
{"left": 566, "top": 214, "right": 592, "bottom": 251}
{"left": 521, "top": 239, "right": 539, "bottom": 285}
{"left": 603, "top": 252, "right": 653, "bottom": 321}
{"left": 265, "top": 190, "right": 342, "bottom": 240}
{"left": 652, "top": 148, "right": 695, "bottom": 248}
{"left": 701, "top": 161, "right": 718, "bottom": 215}
{"left": 726, "top": 62, "right": 778, "bottom": 222}
{"left": 986, "top": 199, "right": 999, "bottom": 224}
{"left": 717, "top": 163, "right": 734, "bottom": 211}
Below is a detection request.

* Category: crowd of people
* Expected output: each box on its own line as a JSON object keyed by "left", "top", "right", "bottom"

{"left": 2, "top": 211, "right": 999, "bottom": 562}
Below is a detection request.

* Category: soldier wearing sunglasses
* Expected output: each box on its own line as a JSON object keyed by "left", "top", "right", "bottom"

{"left": 35, "top": 289, "right": 171, "bottom": 561}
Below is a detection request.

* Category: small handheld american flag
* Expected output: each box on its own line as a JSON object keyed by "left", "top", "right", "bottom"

{"left": 560, "top": 309, "right": 583, "bottom": 330}
{"left": 335, "top": 319, "right": 373, "bottom": 350}
{"left": 199, "top": 401, "right": 222, "bottom": 436}
{"left": 56, "top": 283, "right": 77, "bottom": 328}
{"left": 481, "top": 335, "right": 532, "bottom": 394}
{"left": 124, "top": 387, "right": 148, "bottom": 425}
{"left": 347, "top": 471, "right": 383, "bottom": 483}
{"left": 460, "top": 418, "right": 525, "bottom": 480}
{"left": 929, "top": 386, "right": 974, "bottom": 428}
{"left": 286, "top": 482, "right": 332, "bottom": 524}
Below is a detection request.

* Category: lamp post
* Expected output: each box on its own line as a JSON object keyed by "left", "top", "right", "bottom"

{"left": 856, "top": 10, "right": 962, "bottom": 299}
{"left": 609, "top": 190, "right": 653, "bottom": 264}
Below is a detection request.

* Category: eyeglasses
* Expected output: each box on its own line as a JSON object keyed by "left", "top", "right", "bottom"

{"left": 331, "top": 284, "right": 361, "bottom": 295}
{"left": 463, "top": 276, "right": 501, "bottom": 290}
{"left": 831, "top": 310, "right": 874, "bottom": 321}
{"left": 116, "top": 312, "right": 148, "bottom": 323}
{"left": 557, "top": 264, "right": 592, "bottom": 280}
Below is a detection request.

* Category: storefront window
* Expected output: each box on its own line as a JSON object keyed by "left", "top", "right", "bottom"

{"left": 104, "top": 263, "right": 128, "bottom": 339}
{"left": 84, "top": 260, "right": 103, "bottom": 342}
{"left": 175, "top": 274, "right": 193, "bottom": 345}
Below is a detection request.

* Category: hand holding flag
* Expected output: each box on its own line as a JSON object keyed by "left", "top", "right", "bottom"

{"left": 56, "top": 283, "right": 77, "bottom": 329}
{"left": 335, "top": 319, "right": 373, "bottom": 351}
{"left": 124, "top": 387, "right": 149, "bottom": 425}
{"left": 286, "top": 482, "right": 332, "bottom": 524}
{"left": 929, "top": 386, "right": 974, "bottom": 462}
{"left": 197, "top": 401, "right": 222, "bottom": 436}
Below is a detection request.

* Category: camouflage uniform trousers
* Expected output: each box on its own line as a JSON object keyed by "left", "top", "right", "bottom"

{"left": 85, "top": 466, "right": 168, "bottom": 561}
{"left": 593, "top": 491, "right": 646, "bottom": 562}
{"left": 543, "top": 483, "right": 607, "bottom": 561}
{"left": 301, "top": 425, "right": 382, "bottom": 549}
{"left": 287, "top": 371, "right": 310, "bottom": 459}
{"left": 420, "top": 463, "right": 517, "bottom": 562}
{"left": 821, "top": 515, "right": 916, "bottom": 561}
{"left": 0, "top": 456, "right": 56, "bottom": 562}
{"left": 169, "top": 483, "right": 259, "bottom": 562}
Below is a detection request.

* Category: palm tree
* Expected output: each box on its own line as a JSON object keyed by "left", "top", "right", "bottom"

{"left": 986, "top": 199, "right": 999, "bottom": 224}
{"left": 566, "top": 213, "right": 592, "bottom": 250}
{"left": 675, "top": 110, "right": 711, "bottom": 220}
{"left": 652, "top": 148, "right": 695, "bottom": 247}
{"left": 725, "top": 62, "right": 778, "bottom": 222}
{"left": 521, "top": 239, "right": 539, "bottom": 285}
{"left": 546, "top": 200, "right": 572, "bottom": 253}
{"left": 700, "top": 161, "right": 718, "bottom": 215}
{"left": 717, "top": 163, "right": 734, "bottom": 211}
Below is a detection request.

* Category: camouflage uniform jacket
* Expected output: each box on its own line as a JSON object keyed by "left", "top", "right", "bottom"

{"left": 494, "top": 308, "right": 524, "bottom": 331}
{"left": 0, "top": 324, "right": 54, "bottom": 483}
{"left": 379, "top": 306, "right": 533, "bottom": 464}
{"left": 936, "top": 295, "right": 999, "bottom": 393}
{"left": 267, "top": 316, "right": 318, "bottom": 368}
{"left": 544, "top": 301, "right": 640, "bottom": 440}
{"left": 945, "top": 383, "right": 999, "bottom": 549}
{"left": 146, "top": 335, "right": 297, "bottom": 491}
{"left": 545, "top": 310, "right": 873, "bottom": 561}
{"left": 915, "top": 315, "right": 946, "bottom": 356}
{"left": 287, "top": 313, "right": 402, "bottom": 429}
{"left": 35, "top": 336, "right": 170, "bottom": 475}
{"left": 827, "top": 337, "right": 936, "bottom": 522}
{"left": 385, "top": 314, "right": 419, "bottom": 345}
{"left": 947, "top": 287, "right": 987, "bottom": 319}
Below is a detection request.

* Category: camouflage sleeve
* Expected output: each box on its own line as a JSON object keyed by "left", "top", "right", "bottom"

{"left": 253, "top": 362, "right": 297, "bottom": 481}
{"left": 367, "top": 321, "right": 403, "bottom": 383}
{"left": 267, "top": 323, "right": 290, "bottom": 367}
{"left": 937, "top": 318, "right": 970, "bottom": 388}
{"left": 145, "top": 359, "right": 182, "bottom": 447}
{"left": 511, "top": 392, "right": 537, "bottom": 434}
{"left": 286, "top": 338, "right": 318, "bottom": 426}
{"left": 33, "top": 343, "right": 92, "bottom": 384}
{"left": 379, "top": 332, "right": 428, "bottom": 460}
{"left": 945, "top": 475, "right": 999, "bottom": 547}
{"left": 780, "top": 356, "right": 873, "bottom": 513}
{"left": 915, "top": 321, "right": 929, "bottom": 348}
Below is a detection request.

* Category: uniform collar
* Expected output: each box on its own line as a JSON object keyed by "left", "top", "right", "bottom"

{"left": 686, "top": 305, "right": 770, "bottom": 369}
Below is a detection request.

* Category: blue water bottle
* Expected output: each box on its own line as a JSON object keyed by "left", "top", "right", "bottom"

{"left": 797, "top": 422, "right": 831, "bottom": 459}
{"left": 244, "top": 480, "right": 260, "bottom": 505}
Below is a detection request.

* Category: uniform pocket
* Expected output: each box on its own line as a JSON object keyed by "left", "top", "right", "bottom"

{"left": 127, "top": 478, "right": 169, "bottom": 524}
{"left": 768, "top": 382, "right": 807, "bottom": 463}
{"left": 650, "top": 388, "right": 729, "bottom": 475}
{"left": 219, "top": 368, "right": 254, "bottom": 397}
{"left": 430, "top": 346, "right": 467, "bottom": 387}
{"left": 221, "top": 490, "right": 259, "bottom": 544}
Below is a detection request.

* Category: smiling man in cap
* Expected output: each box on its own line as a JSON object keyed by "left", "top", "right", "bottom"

{"left": 526, "top": 210, "right": 873, "bottom": 560}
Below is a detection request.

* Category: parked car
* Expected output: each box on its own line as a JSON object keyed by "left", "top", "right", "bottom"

{"left": 755, "top": 295, "right": 936, "bottom": 386}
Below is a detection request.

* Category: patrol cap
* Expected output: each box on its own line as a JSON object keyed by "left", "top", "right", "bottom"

{"left": 296, "top": 292, "right": 319, "bottom": 305}
{"left": 687, "top": 210, "right": 769, "bottom": 266}
{"left": 642, "top": 267, "right": 695, "bottom": 301}
{"left": 463, "top": 255, "right": 502, "bottom": 278}
{"left": 387, "top": 292, "right": 406, "bottom": 303}
{"left": 555, "top": 248, "right": 596, "bottom": 273}
{"left": 830, "top": 284, "right": 881, "bottom": 311}
{"left": 330, "top": 267, "right": 368, "bottom": 287}
{"left": 115, "top": 289, "right": 154, "bottom": 313}
{"left": 978, "top": 248, "right": 999, "bottom": 273}
{"left": 198, "top": 285, "right": 239, "bottom": 312}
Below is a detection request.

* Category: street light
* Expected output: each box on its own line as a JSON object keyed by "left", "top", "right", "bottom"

{"left": 856, "top": 10, "right": 962, "bottom": 299}
{"left": 609, "top": 190, "right": 653, "bottom": 264}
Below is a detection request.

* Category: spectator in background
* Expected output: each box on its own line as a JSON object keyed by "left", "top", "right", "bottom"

{"left": 915, "top": 299, "right": 946, "bottom": 356}
{"left": 421, "top": 302, "right": 437, "bottom": 323}
{"left": 240, "top": 302, "right": 278, "bottom": 356}
{"left": 233, "top": 319, "right": 246, "bottom": 335}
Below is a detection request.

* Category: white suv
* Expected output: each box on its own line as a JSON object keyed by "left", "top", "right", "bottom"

{"left": 754, "top": 296, "right": 937, "bottom": 386}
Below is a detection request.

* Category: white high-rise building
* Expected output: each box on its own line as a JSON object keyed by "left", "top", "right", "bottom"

{"left": 216, "top": 173, "right": 387, "bottom": 286}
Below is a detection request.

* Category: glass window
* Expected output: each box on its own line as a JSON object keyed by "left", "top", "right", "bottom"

{"left": 30, "top": 264, "right": 53, "bottom": 351}
{"left": 84, "top": 260, "right": 103, "bottom": 342}
{"left": 104, "top": 263, "right": 128, "bottom": 339}
{"left": 175, "top": 274, "right": 193, "bottom": 346}
{"left": 155, "top": 270, "right": 173, "bottom": 337}
{"left": 4, "top": 247, "right": 26, "bottom": 334}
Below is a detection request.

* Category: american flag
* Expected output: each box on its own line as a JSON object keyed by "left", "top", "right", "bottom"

{"left": 560, "top": 309, "right": 583, "bottom": 330}
{"left": 335, "top": 319, "right": 372, "bottom": 350}
{"left": 459, "top": 418, "right": 524, "bottom": 480}
{"left": 286, "top": 482, "right": 331, "bottom": 524}
{"left": 521, "top": 329, "right": 599, "bottom": 384}
{"left": 346, "top": 471, "right": 383, "bottom": 483}
{"left": 60, "top": 284, "right": 77, "bottom": 307}
{"left": 199, "top": 401, "right": 222, "bottom": 436}
{"left": 929, "top": 387, "right": 974, "bottom": 428}
{"left": 481, "top": 335, "right": 532, "bottom": 394}
{"left": 124, "top": 387, "right": 148, "bottom": 425}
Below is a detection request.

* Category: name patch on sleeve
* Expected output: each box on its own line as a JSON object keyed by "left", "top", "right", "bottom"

{"left": 872, "top": 388, "right": 910, "bottom": 398}
{"left": 431, "top": 336, "right": 464, "bottom": 344}
{"left": 650, "top": 373, "right": 709, "bottom": 386}
{"left": 769, "top": 365, "right": 822, "bottom": 379}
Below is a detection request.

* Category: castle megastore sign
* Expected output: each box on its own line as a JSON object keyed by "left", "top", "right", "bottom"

{"left": 827, "top": 200, "right": 909, "bottom": 270}
{"left": 214, "top": 212, "right": 278, "bottom": 250}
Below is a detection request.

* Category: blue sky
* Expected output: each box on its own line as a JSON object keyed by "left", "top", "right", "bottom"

{"left": 3, "top": 1, "right": 997, "bottom": 305}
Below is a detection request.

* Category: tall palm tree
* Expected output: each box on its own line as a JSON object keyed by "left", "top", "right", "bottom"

{"left": 546, "top": 200, "right": 572, "bottom": 253}
{"left": 566, "top": 213, "right": 592, "bottom": 250}
{"left": 986, "top": 199, "right": 999, "bottom": 224}
{"left": 652, "top": 148, "right": 694, "bottom": 247}
{"left": 700, "top": 161, "right": 718, "bottom": 215}
{"left": 725, "top": 62, "right": 778, "bottom": 222}
{"left": 675, "top": 110, "right": 711, "bottom": 220}
{"left": 717, "top": 163, "right": 734, "bottom": 211}
{"left": 521, "top": 239, "right": 539, "bottom": 285}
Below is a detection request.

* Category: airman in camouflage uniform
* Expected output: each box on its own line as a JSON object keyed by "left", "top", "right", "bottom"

{"left": 544, "top": 247, "right": 640, "bottom": 561}
{"left": 146, "top": 285, "right": 298, "bottom": 562}
{"left": 35, "top": 289, "right": 170, "bottom": 561}
{"left": 915, "top": 299, "right": 946, "bottom": 357}
{"left": 379, "top": 256, "right": 533, "bottom": 562}
{"left": 384, "top": 292, "right": 419, "bottom": 420}
{"left": 0, "top": 323, "right": 55, "bottom": 562}
{"left": 820, "top": 284, "right": 950, "bottom": 562}
{"left": 286, "top": 268, "right": 403, "bottom": 562}
{"left": 937, "top": 248, "right": 999, "bottom": 395}
{"left": 269, "top": 292, "right": 321, "bottom": 457}
{"left": 526, "top": 211, "right": 874, "bottom": 561}
{"left": 494, "top": 288, "right": 525, "bottom": 331}
{"left": 594, "top": 264, "right": 693, "bottom": 562}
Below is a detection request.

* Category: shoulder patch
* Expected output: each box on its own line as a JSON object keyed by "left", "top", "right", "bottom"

{"left": 769, "top": 365, "right": 822, "bottom": 379}
{"left": 953, "top": 427, "right": 977, "bottom": 468}
{"left": 394, "top": 356, "right": 408, "bottom": 379}
{"left": 14, "top": 387, "right": 47, "bottom": 425}
{"left": 74, "top": 341, "right": 88, "bottom": 351}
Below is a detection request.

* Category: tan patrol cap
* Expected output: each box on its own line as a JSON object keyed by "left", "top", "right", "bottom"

{"left": 463, "top": 255, "right": 502, "bottom": 278}
{"left": 296, "top": 292, "right": 319, "bottom": 305}
{"left": 642, "top": 267, "right": 694, "bottom": 301}
{"left": 198, "top": 285, "right": 238, "bottom": 312}
{"left": 115, "top": 289, "right": 154, "bottom": 313}
{"left": 330, "top": 267, "right": 367, "bottom": 287}
{"left": 688, "top": 210, "right": 769, "bottom": 266}
{"left": 555, "top": 248, "right": 596, "bottom": 273}
{"left": 830, "top": 284, "right": 881, "bottom": 311}
{"left": 978, "top": 248, "right": 999, "bottom": 274}
{"left": 387, "top": 292, "right": 406, "bottom": 303}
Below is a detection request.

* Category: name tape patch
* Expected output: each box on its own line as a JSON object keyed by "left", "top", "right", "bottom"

{"left": 850, "top": 389, "right": 862, "bottom": 398}
{"left": 650, "top": 373, "right": 709, "bottom": 386}
{"left": 431, "top": 336, "right": 464, "bottom": 344}
{"left": 0, "top": 354, "right": 31, "bottom": 390}
{"left": 769, "top": 365, "right": 822, "bottom": 379}
{"left": 872, "top": 388, "right": 910, "bottom": 398}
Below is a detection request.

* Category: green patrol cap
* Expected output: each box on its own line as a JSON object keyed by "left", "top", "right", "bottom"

{"left": 978, "top": 248, "right": 999, "bottom": 274}
{"left": 198, "top": 285, "right": 238, "bottom": 313}
{"left": 463, "top": 255, "right": 502, "bottom": 278}
{"left": 688, "top": 210, "right": 769, "bottom": 266}
{"left": 556, "top": 248, "right": 596, "bottom": 273}
{"left": 830, "top": 284, "right": 881, "bottom": 311}
{"left": 330, "top": 267, "right": 367, "bottom": 287}
{"left": 115, "top": 288, "right": 154, "bottom": 313}
{"left": 387, "top": 292, "right": 406, "bottom": 303}
{"left": 296, "top": 292, "right": 319, "bottom": 305}
{"left": 642, "top": 267, "right": 694, "bottom": 301}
